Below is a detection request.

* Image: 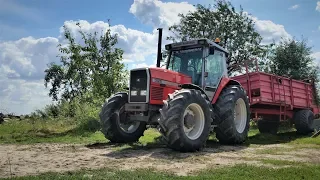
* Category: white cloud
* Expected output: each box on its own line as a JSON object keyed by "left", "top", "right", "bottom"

{"left": 130, "top": 0, "right": 291, "bottom": 46}
{"left": 129, "top": 0, "right": 196, "bottom": 28}
{"left": 132, "top": 63, "right": 149, "bottom": 69}
{"left": 0, "top": 20, "right": 163, "bottom": 114}
{"left": 0, "top": 36, "right": 59, "bottom": 81}
{"left": 253, "top": 18, "right": 291, "bottom": 44}
{"left": 316, "top": 1, "right": 320, "bottom": 12}
{"left": 0, "top": 79, "right": 52, "bottom": 115}
{"left": 312, "top": 52, "right": 320, "bottom": 63}
{"left": 289, "top": 4, "right": 299, "bottom": 10}
{"left": 60, "top": 20, "right": 159, "bottom": 62}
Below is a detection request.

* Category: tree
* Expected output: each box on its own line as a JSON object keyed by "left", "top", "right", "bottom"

{"left": 44, "top": 21, "right": 128, "bottom": 104}
{"left": 266, "top": 37, "right": 320, "bottom": 104}
{"left": 267, "top": 37, "right": 319, "bottom": 81}
{"left": 166, "top": 0, "right": 268, "bottom": 75}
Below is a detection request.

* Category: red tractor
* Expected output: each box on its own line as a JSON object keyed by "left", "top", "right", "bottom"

{"left": 99, "top": 28, "right": 250, "bottom": 152}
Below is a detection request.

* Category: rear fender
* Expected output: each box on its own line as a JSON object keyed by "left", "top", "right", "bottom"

{"left": 211, "top": 78, "right": 241, "bottom": 104}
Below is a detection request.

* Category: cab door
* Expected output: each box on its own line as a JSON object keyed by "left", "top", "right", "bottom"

{"left": 204, "top": 48, "right": 228, "bottom": 101}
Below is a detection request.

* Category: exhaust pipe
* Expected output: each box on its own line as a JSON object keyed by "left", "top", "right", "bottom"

{"left": 156, "top": 28, "right": 162, "bottom": 67}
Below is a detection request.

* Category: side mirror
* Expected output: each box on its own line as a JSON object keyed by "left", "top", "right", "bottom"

{"left": 209, "top": 47, "right": 215, "bottom": 55}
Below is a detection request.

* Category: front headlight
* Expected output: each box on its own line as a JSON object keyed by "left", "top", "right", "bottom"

{"left": 131, "top": 91, "right": 137, "bottom": 96}
{"left": 140, "top": 90, "right": 147, "bottom": 96}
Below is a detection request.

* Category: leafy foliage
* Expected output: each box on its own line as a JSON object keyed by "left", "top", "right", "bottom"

{"left": 166, "top": 0, "right": 268, "bottom": 75}
{"left": 266, "top": 38, "right": 319, "bottom": 81}
{"left": 44, "top": 21, "right": 128, "bottom": 104}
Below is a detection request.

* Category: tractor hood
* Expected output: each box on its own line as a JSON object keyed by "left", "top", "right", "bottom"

{"left": 128, "top": 67, "right": 192, "bottom": 104}
{"left": 148, "top": 67, "right": 192, "bottom": 86}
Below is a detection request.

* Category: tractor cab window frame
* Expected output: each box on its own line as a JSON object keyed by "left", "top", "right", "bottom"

{"left": 167, "top": 47, "right": 205, "bottom": 86}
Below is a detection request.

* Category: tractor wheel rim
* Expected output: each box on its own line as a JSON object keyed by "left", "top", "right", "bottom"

{"left": 183, "top": 103, "right": 205, "bottom": 140}
{"left": 118, "top": 106, "right": 140, "bottom": 133}
{"left": 234, "top": 98, "right": 247, "bottom": 133}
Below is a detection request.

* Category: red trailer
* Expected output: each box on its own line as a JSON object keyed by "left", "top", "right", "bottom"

{"left": 231, "top": 61, "right": 320, "bottom": 134}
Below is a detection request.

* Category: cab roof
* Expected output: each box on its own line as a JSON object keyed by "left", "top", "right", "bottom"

{"left": 165, "top": 38, "right": 229, "bottom": 54}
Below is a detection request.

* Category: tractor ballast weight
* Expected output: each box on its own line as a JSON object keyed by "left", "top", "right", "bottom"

{"left": 99, "top": 28, "right": 251, "bottom": 152}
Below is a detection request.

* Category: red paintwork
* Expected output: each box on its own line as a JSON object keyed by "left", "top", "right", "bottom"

{"left": 146, "top": 66, "right": 320, "bottom": 121}
{"left": 148, "top": 67, "right": 192, "bottom": 105}
{"left": 149, "top": 67, "right": 192, "bottom": 84}
{"left": 211, "top": 77, "right": 232, "bottom": 104}
{"left": 231, "top": 71, "right": 320, "bottom": 121}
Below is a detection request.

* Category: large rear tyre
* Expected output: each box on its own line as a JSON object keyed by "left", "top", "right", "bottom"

{"left": 159, "top": 89, "right": 213, "bottom": 152}
{"left": 293, "top": 109, "right": 314, "bottom": 135}
{"left": 99, "top": 92, "right": 146, "bottom": 143}
{"left": 214, "top": 85, "right": 250, "bottom": 144}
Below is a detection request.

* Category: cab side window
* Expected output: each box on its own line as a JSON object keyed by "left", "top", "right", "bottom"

{"left": 205, "top": 50, "right": 225, "bottom": 87}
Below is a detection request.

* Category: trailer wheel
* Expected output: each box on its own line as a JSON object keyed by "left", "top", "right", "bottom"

{"left": 214, "top": 85, "right": 250, "bottom": 144}
{"left": 293, "top": 109, "right": 314, "bottom": 135}
{"left": 99, "top": 92, "right": 146, "bottom": 143}
{"left": 158, "top": 89, "right": 213, "bottom": 152}
{"left": 257, "top": 116, "right": 280, "bottom": 135}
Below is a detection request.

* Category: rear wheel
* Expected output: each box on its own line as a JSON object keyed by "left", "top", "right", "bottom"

{"left": 214, "top": 85, "right": 250, "bottom": 144}
{"left": 99, "top": 92, "right": 146, "bottom": 143}
{"left": 257, "top": 116, "right": 280, "bottom": 135}
{"left": 293, "top": 109, "right": 314, "bottom": 135}
{"left": 159, "top": 89, "right": 213, "bottom": 152}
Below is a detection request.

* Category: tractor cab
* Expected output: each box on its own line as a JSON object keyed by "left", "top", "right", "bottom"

{"left": 165, "top": 38, "right": 229, "bottom": 100}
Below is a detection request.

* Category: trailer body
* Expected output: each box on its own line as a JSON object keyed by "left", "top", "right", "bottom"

{"left": 232, "top": 71, "right": 320, "bottom": 121}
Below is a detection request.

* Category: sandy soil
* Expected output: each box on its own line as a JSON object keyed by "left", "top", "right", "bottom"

{"left": 0, "top": 142, "right": 319, "bottom": 178}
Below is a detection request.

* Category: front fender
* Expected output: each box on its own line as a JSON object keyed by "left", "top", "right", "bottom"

{"left": 179, "top": 84, "right": 210, "bottom": 101}
{"left": 211, "top": 78, "right": 241, "bottom": 104}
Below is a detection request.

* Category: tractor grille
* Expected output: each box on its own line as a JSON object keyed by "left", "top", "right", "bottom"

{"left": 129, "top": 69, "right": 148, "bottom": 102}
{"left": 151, "top": 87, "right": 163, "bottom": 100}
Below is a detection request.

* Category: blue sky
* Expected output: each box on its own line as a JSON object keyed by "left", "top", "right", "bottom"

{"left": 0, "top": 0, "right": 320, "bottom": 114}
{"left": 1, "top": 0, "right": 320, "bottom": 50}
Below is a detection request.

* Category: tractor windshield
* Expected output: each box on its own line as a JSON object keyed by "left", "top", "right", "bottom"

{"left": 167, "top": 48, "right": 203, "bottom": 86}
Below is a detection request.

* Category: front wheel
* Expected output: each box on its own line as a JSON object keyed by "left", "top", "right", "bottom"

{"left": 213, "top": 85, "right": 250, "bottom": 144}
{"left": 158, "top": 89, "right": 213, "bottom": 152}
{"left": 99, "top": 92, "right": 146, "bottom": 143}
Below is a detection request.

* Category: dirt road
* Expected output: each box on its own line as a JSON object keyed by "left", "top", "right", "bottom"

{"left": 1, "top": 142, "right": 320, "bottom": 178}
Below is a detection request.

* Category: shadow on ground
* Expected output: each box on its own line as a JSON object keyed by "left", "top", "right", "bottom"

{"left": 246, "top": 131, "right": 305, "bottom": 145}
{"left": 85, "top": 119, "right": 320, "bottom": 160}
{"left": 86, "top": 136, "right": 248, "bottom": 161}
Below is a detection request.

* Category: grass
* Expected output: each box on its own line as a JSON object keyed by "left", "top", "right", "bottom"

{"left": 1, "top": 118, "right": 320, "bottom": 148}
{"left": 0, "top": 118, "right": 106, "bottom": 144}
{"left": 0, "top": 118, "right": 162, "bottom": 148}
{"left": 3, "top": 164, "right": 320, "bottom": 180}
{"left": 259, "top": 159, "right": 307, "bottom": 166}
